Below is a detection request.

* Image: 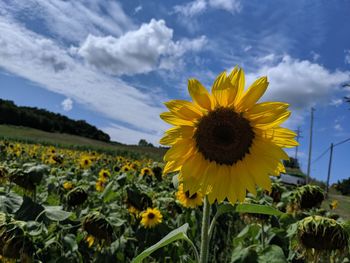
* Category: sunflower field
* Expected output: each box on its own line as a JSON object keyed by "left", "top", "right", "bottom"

{"left": 1, "top": 68, "right": 350, "bottom": 263}
{"left": 0, "top": 139, "right": 349, "bottom": 263}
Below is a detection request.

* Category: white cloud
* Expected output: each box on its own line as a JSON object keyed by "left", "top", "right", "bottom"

{"left": 329, "top": 98, "right": 343, "bottom": 107}
{"left": 244, "top": 55, "right": 350, "bottom": 129}
{"left": 174, "top": 0, "right": 207, "bottom": 17}
{"left": 77, "top": 19, "right": 207, "bottom": 75}
{"left": 0, "top": 0, "right": 133, "bottom": 43}
{"left": 103, "top": 124, "right": 162, "bottom": 145}
{"left": 208, "top": 0, "right": 241, "bottom": 13}
{"left": 174, "top": 0, "right": 241, "bottom": 17}
{"left": 334, "top": 123, "right": 343, "bottom": 132}
{"left": 61, "top": 98, "right": 73, "bottom": 111}
{"left": 345, "top": 49, "right": 350, "bottom": 64}
{"left": 134, "top": 5, "right": 143, "bottom": 14}
{"left": 310, "top": 51, "right": 320, "bottom": 61}
{"left": 0, "top": 16, "right": 168, "bottom": 143}
{"left": 246, "top": 55, "right": 350, "bottom": 110}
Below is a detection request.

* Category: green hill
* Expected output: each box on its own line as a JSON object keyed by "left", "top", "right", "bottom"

{"left": 0, "top": 125, "right": 166, "bottom": 160}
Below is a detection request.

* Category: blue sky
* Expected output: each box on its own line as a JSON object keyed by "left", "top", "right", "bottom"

{"left": 0, "top": 0, "right": 350, "bottom": 183}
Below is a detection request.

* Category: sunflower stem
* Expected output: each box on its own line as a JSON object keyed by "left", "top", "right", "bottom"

{"left": 260, "top": 221, "right": 265, "bottom": 248}
{"left": 199, "top": 196, "right": 210, "bottom": 263}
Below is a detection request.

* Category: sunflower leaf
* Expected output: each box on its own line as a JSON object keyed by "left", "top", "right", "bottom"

{"left": 236, "top": 203, "right": 284, "bottom": 216}
{"left": 131, "top": 223, "right": 191, "bottom": 263}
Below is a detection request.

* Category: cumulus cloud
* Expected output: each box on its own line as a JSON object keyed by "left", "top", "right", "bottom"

{"left": 174, "top": 0, "right": 241, "bottom": 16}
{"left": 77, "top": 19, "right": 207, "bottom": 75}
{"left": 246, "top": 55, "right": 350, "bottom": 110}
{"left": 0, "top": 16, "right": 168, "bottom": 143}
{"left": 61, "top": 98, "right": 73, "bottom": 111}
{"left": 0, "top": 0, "right": 133, "bottom": 43}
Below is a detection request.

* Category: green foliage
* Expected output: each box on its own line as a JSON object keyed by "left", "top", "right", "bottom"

{"left": 336, "top": 178, "right": 350, "bottom": 196}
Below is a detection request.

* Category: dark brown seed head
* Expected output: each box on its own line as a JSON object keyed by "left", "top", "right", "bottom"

{"left": 194, "top": 107, "right": 254, "bottom": 165}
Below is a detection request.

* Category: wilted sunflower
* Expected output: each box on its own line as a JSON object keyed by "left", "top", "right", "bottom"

{"left": 160, "top": 66, "right": 297, "bottom": 203}
{"left": 140, "top": 208, "right": 163, "bottom": 229}
{"left": 294, "top": 215, "right": 349, "bottom": 261}
{"left": 176, "top": 183, "right": 203, "bottom": 208}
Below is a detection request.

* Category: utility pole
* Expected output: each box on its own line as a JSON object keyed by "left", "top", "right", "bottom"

{"left": 306, "top": 107, "right": 315, "bottom": 184}
{"left": 294, "top": 127, "right": 302, "bottom": 160}
{"left": 325, "top": 143, "right": 334, "bottom": 198}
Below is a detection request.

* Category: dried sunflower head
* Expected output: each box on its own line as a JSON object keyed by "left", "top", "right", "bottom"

{"left": 294, "top": 215, "right": 349, "bottom": 261}
{"left": 288, "top": 185, "right": 324, "bottom": 212}
{"left": 0, "top": 214, "right": 33, "bottom": 260}
{"left": 66, "top": 187, "right": 88, "bottom": 207}
{"left": 82, "top": 212, "right": 114, "bottom": 244}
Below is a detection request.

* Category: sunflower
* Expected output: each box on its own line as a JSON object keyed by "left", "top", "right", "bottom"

{"left": 294, "top": 215, "right": 349, "bottom": 260}
{"left": 63, "top": 181, "right": 74, "bottom": 190}
{"left": 160, "top": 66, "right": 297, "bottom": 204}
{"left": 80, "top": 155, "right": 92, "bottom": 169}
{"left": 98, "top": 169, "right": 111, "bottom": 182}
{"left": 329, "top": 199, "right": 338, "bottom": 210}
{"left": 176, "top": 183, "right": 203, "bottom": 208}
{"left": 140, "top": 167, "right": 154, "bottom": 177}
{"left": 140, "top": 208, "right": 163, "bottom": 229}
{"left": 86, "top": 235, "right": 95, "bottom": 248}
{"left": 95, "top": 179, "right": 105, "bottom": 192}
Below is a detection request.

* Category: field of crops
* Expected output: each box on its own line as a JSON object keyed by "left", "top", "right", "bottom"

{"left": 0, "top": 140, "right": 349, "bottom": 263}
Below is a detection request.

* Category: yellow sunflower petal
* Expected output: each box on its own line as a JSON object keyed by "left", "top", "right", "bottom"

{"left": 230, "top": 164, "right": 246, "bottom": 202}
{"left": 182, "top": 152, "right": 207, "bottom": 194}
{"left": 247, "top": 102, "right": 289, "bottom": 115}
{"left": 232, "top": 68, "right": 245, "bottom": 105}
{"left": 253, "top": 111, "right": 291, "bottom": 129}
{"left": 160, "top": 112, "right": 195, "bottom": 126}
{"left": 211, "top": 71, "right": 238, "bottom": 107}
{"left": 163, "top": 139, "right": 195, "bottom": 162}
{"left": 188, "top": 79, "right": 213, "bottom": 110}
{"left": 164, "top": 100, "right": 203, "bottom": 120}
{"left": 237, "top": 76, "right": 268, "bottom": 111}
{"left": 159, "top": 126, "right": 195, "bottom": 145}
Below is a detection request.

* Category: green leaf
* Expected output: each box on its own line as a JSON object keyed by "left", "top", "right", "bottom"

{"left": 236, "top": 204, "right": 284, "bottom": 216}
{"left": 258, "top": 245, "right": 287, "bottom": 263}
{"left": 63, "top": 234, "right": 78, "bottom": 252}
{"left": 0, "top": 191, "right": 23, "bottom": 213}
{"left": 44, "top": 206, "right": 72, "bottom": 221}
{"left": 216, "top": 203, "right": 236, "bottom": 217}
{"left": 102, "top": 181, "right": 117, "bottom": 203}
{"left": 231, "top": 246, "right": 259, "bottom": 263}
{"left": 15, "top": 196, "right": 45, "bottom": 221}
{"left": 131, "top": 223, "right": 189, "bottom": 263}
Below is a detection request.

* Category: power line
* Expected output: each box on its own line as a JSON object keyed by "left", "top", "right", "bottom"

{"left": 312, "top": 147, "right": 330, "bottom": 164}
{"left": 334, "top": 137, "right": 350, "bottom": 147}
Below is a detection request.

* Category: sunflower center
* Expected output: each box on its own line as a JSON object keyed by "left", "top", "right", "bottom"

{"left": 185, "top": 191, "right": 198, "bottom": 199}
{"left": 194, "top": 107, "right": 254, "bottom": 165}
{"left": 147, "top": 213, "right": 155, "bottom": 219}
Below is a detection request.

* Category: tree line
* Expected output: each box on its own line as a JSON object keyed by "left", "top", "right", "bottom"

{"left": 0, "top": 99, "right": 110, "bottom": 142}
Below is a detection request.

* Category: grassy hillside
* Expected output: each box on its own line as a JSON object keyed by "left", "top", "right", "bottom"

{"left": 322, "top": 188, "right": 350, "bottom": 220}
{"left": 0, "top": 124, "right": 166, "bottom": 160}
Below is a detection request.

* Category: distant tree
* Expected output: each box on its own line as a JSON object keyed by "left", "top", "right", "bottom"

{"left": 335, "top": 178, "right": 350, "bottom": 196}
{"left": 138, "top": 139, "right": 154, "bottom": 147}
{"left": 0, "top": 99, "right": 110, "bottom": 142}
{"left": 283, "top": 157, "right": 300, "bottom": 169}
